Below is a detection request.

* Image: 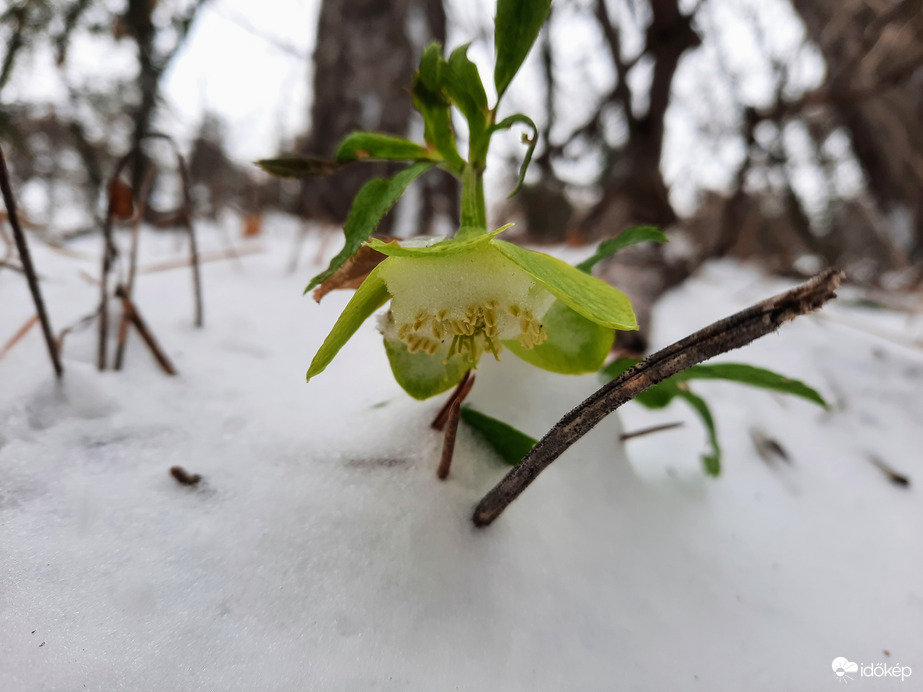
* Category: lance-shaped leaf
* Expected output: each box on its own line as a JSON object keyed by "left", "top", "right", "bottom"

{"left": 460, "top": 406, "right": 537, "bottom": 465}
{"left": 444, "top": 44, "right": 489, "bottom": 156}
{"left": 255, "top": 157, "right": 339, "bottom": 178}
{"left": 504, "top": 300, "right": 614, "bottom": 374}
{"left": 412, "top": 44, "right": 464, "bottom": 171}
{"left": 493, "top": 239, "right": 637, "bottom": 330}
{"left": 577, "top": 226, "right": 669, "bottom": 273}
{"left": 673, "top": 363, "right": 827, "bottom": 408}
{"left": 335, "top": 132, "right": 432, "bottom": 163}
{"left": 306, "top": 264, "right": 390, "bottom": 382}
{"left": 305, "top": 161, "right": 434, "bottom": 293}
{"left": 492, "top": 114, "right": 537, "bottom": 197}
{"left": 494, "top": 0, "right": 552, "bottom": 99}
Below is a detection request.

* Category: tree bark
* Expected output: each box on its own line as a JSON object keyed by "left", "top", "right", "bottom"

{"left": 301, "top": 0, "right": 455, "bottom": 233}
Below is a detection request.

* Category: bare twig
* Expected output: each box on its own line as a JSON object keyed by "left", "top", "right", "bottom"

{"left": 56, "top": 308, "right": 100, "bottom": 356}
{"left": 97, "top": 148, "right": 134, "bottom": 370}
{"left": 0, "top": 145, "right": 63, "bottom": 379}
{"left": 869, "top": 456, "right": 910, "bottom": 488}
{"left": 98, "top": 133, "right": 204, "bottom": 371}
{"left": 473, "top": 268, "right": 844, "bottom": 527}
{"left": 431, "top": 371, "right": 475, "bottom": 431}
{"left": 114, "top": 285, "right": 177, "bottom": 375}
{"left": 114, "top": 169, "right": 155, "bottom": 371}
{"left": 619, "top": 421, "right": 684, "bottom": 442}
{"left": 0, "top": 259, "right": 28, "bottom": 275}
{"left": 0, "top": 314, "right": 39, "bottom": 360}
{"left": 437, "top": 400, "right": 461, "bottom": 480}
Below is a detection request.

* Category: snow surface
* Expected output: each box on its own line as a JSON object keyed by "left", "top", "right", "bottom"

{"left": 2, "top": 219, "right": 922, "bottom": 690}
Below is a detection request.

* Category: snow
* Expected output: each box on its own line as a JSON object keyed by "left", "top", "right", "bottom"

{"left": 2, "top": 220, "right": 922, "bottom": 690}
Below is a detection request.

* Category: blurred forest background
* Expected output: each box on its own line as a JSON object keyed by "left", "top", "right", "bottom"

{"left": 2, "top": 0, "right": 922, "bottom": 345}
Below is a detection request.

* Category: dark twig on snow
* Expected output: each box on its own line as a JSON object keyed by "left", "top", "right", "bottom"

{"left": 0, "top": 145, "right": 64, "bottom": 379}
{"left": 473, "top": 268, "right": 845, "bottom": 527}
{"left": 619, "top": 421, "right": 684, "bottom": 442}
{"left": 437, "top": 400, "right": 461, "bottom": 480}
{"left": 431, "top": 371, "right": 475, "bottom": 431}
{"left": 114, "top": 285, "right": 177, "bottom": 376}
{"left": 869, "top": 456, "right": 910, "bottom": 488}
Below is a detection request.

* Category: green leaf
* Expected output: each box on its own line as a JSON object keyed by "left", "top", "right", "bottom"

{"left": 678, "top": 390, "right": 721, "bottom": 476}
{"left": 335, "top": 132, "right": 432, "bottom": 163}
{"left": 675, "top": 363, "right": 828, "bottom": 408}
{"left": 418, "top": 42, "right": 444, "bottom": 92}
{"left": 412, "top": 46, "right": 464, "bottom": 171}
{"left": 460, "top": 406, "right": 537, "bottom": 465}
{"left": 576, "top": 226, "right": 669, "bottom": 273}
{"left": 504, "top": 300, "right": 614, "bottom": 374}
{"left": 305, "top": 162, "right": 434, "bottom": 293}
{"left": 306, "top": 264, "right": 391, "bottom": 382}
{"left": 444, "top": 44, "right": 489, "bottom": 143}
{"left": 492, "top": 114, "right": 538, "bottom": 197}
{"left": 493, "top": 239, "right": 637, "bottom": 330}
{"left": 383, "top": 338, "right": 470, "bottom": 400}
{"left": 494, "top": 0, "right": 552, "bottom": 99}
{"left": 366, "top": 224, "right": 511, "bottom": 257}
{"left": 255, "top": 157, "right": 338, "bottom": 178}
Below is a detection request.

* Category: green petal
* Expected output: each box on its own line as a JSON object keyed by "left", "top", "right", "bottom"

{"left": 492, "top": 240, "right": 637, "bottom": 330}
{"left": 383, "top": 338, "right": 470, "bottom": 400}
{"left": 306, "top": 264, "right": 390, "bottom": 382}
{"left": 366, "top": 224, "right": 512, "bottom": 258}
{"left": 503, "top": 300, "right": 613, "bottom": 374}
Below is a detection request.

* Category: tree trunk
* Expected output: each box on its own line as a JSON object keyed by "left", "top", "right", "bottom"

{"left": 790, "top": 0, "right": 923, "bottom": 259}
{"left": 301, "top": 0, "right": 456, "bottom": 233}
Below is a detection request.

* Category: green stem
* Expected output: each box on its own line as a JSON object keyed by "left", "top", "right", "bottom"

{"left": 460, "top": 163, "right": 486, "bottom": 230}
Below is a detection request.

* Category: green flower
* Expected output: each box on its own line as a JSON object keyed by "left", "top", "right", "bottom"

{"left": 306, "top": 226, "right": 637, "bottom": 399}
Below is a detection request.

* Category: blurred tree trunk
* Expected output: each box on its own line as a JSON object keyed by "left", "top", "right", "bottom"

{"left": 790, "top": 0, "right": 923, "bottom": 260}
{"left": 301, "top": 0, "right": 457, "bottom": 234}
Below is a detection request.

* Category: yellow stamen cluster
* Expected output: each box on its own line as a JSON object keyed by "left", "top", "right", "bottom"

{"left": 394, "top": 300, "right": 547, "bottom": 365}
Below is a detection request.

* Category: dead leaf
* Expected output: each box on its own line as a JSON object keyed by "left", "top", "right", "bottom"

{"left": 108, "top": 178, "right": 134, "bottom": 220}
{"left": 313, "top": 242, "right": 390, "bottom": 302}
{"left": 242, "top": 212, "right": 263, "bottom": 238}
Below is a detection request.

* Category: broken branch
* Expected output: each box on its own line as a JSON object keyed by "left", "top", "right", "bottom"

{"left": 473, "top": 268, "right": 844, "bottom": 527}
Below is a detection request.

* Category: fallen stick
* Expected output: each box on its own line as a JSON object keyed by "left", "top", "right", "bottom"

{"left": 0, "top": 145, "right": 63, "bottom": 378}
{"left": 472, "top": 268, "right": 845, "bottom": 527}
{"left": 114, "top": 285, "right": 178, "bottom": 375}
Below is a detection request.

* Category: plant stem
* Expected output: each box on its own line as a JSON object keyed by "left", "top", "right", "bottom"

{"left": 460, "top": 164, "right": 486, "bottom": 229}
{"left": 472, "top": 268, "right": 845, "bottom": 527}
{"left": 0, "top": 145, "right": 64, "bottom": 379}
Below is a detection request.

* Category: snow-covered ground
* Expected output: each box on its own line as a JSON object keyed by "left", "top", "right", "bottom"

{"left": 2, "top": 219, "right": 921, "bottom": 690}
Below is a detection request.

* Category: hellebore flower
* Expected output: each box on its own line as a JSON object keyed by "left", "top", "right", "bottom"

{"left": 306, "top": 226, "right": 637, "bottom": 399}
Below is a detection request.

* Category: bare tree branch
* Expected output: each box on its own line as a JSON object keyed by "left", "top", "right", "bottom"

{"left": 473, "top": 268, "right": 844, "bottom": 527}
